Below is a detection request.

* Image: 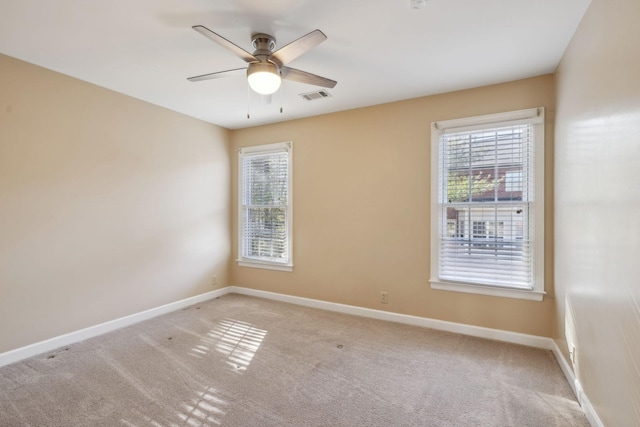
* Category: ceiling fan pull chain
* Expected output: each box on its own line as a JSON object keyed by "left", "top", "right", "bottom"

{"left": 247, "top": 83, "right": 251, "bottom": 119}
{"left": 280, "top": 80, "right": 284, "bottom": 114}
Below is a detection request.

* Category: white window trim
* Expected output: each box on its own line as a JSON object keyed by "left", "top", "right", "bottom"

{"left": 429, "top": 108, "right": 545, "bottom": 301}
{"left": 238, "top": 141, "right": 293, "bottom": 272}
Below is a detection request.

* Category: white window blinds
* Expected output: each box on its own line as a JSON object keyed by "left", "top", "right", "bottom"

{"left": 239, "top": 143, "right": 292, "bottom": 269}
{"left": 431, "top": 108, "right": 544, "bottom": 298}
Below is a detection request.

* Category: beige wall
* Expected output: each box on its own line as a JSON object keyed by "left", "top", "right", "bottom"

{"left": 0, "top": 54, "right": 231, "bottom": 353}
{"left": 230, "top": 75, "right": 556, "bottom": 337}
{"left": 3, "top": 4, "right": 637, "bottom": 421}
{"left": 554, "top": 0, "right": 640, "bottom": 425}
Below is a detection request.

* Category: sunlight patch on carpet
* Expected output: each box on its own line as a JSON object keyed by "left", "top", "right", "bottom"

{"left": 188, "top": 318, "right": 267, "bottom": 374}
{"left": 178, "top": 385, "right": 227, "bottom": 426}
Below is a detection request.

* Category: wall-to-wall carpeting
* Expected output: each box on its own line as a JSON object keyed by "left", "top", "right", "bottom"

{"left": 0, "top": 294, "right": 588, "bottom": 426}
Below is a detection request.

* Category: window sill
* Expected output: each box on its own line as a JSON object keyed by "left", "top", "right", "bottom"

{"left": 238, "top": 260, "right": 293, "bottom": 272}
{"left": 430, "top": 279, "right": 544, "bottom": 301}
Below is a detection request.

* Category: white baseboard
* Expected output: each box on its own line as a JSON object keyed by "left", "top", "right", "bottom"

{"left": 230, "top": 286, "right": 603, "bottom": 427}
{"left": 550, "top": 340, "right": 578, "bottom": 397}
{"left": 575, "top": 378, "right": 605, "bottom": 427}
{"left": 0, "top": 287, "right": 230, "bottom": 367}
{"left": 229, "top": 286, "right": 552, "bottom": 349}
{"left": 0, "top": 285, "right": 603, "bottom": 427}
{"left": 548, "top": 342, "right": 603, "bottom": 427}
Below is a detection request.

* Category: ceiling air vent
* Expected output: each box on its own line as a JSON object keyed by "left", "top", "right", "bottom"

{"left": 299, "top": 90, "right": 332, "bottom": 101}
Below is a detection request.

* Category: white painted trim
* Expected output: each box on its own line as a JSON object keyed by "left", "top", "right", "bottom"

{"left": 575, "top": 381, "right": 605, "bottom": 427}
{"left": 0, "top": 288, "right": 231, "bottom": 367}
{"left": 430, "top": 280, "right": 545, "bottom": 301}
{"left": 238, "top": 260, "right": 293, "bottom": 272}
{"left": 549, "top": 340, "right": 578, "bottom": 397}
{"left": 549, "top": 340, "right": 604, "bottom": 427}
{"left": 433, "top": 107, "right": 544, "bottom": 133}
{"left": 230, "top": 286, "right": 551, "bottom": 348}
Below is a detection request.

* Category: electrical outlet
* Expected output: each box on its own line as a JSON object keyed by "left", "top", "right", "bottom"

{"left": 212, "top": 276, "right": 218, "bottom": 287}
{"left": 380, "top": 291, "right": 388, "bottom": 304}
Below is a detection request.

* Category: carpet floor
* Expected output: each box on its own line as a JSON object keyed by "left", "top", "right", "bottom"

{"left": 0, "top": 294, "right": 589, "bottom": 426}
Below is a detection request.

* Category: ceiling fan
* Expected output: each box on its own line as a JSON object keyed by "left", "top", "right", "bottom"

{"left": 187, "top": 25, "right": 337, "bottom": 96}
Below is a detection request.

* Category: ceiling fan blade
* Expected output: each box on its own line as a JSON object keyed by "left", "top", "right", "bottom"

{"left": 281, "top": 66, "right": 337, "bottom": 89}
{"left": 192, "top": 25, "right": 257, "bottom": 63}
{"left": 270, "top": 29, "right": 327, "bottom": 66}
{"left": 187, "top": 67, "right": 246, "bottom": 82}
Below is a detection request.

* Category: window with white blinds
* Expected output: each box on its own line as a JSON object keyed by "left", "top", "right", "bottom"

{"left": 238, "top": 142, "right": 292, "bottom": 271}
{"left": 430, "top": 108, "right": 545, "bottom": 301}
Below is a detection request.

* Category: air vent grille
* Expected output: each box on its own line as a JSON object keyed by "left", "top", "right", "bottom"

{"left": 299, "top": 90, "right": 332, "bottom": 101}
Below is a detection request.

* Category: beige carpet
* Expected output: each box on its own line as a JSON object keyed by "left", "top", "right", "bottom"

{"left": 0, "top": 294, "right": 589, "bottom": 426}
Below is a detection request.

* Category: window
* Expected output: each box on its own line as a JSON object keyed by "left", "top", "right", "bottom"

{"left": 430, "top": 108, "right": 545, "bottom": 301}
{"left": 238, "top": 142, "right": 293, "bottom": 271}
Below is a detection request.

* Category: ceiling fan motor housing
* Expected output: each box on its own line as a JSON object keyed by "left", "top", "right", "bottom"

{"left": 251, "top": 34, "right": 276, "bottom": 57}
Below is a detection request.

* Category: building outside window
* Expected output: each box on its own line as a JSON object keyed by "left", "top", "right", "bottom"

{"left": 505, "top": 171, "right": 523, "bottom": 192}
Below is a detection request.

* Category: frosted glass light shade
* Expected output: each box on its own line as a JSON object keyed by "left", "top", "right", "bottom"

{"left": 247, "top": 62, "right": 281, "bottom": 95}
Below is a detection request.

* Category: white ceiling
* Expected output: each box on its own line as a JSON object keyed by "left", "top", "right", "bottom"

{"left": 0, "top": 0, "right": 590, "bottom": 130}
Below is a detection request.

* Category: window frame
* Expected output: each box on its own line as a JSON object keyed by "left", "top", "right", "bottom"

{"left": 430, "top": 108, "right": 545, "bottom": 301}
{"left": 237, "top": 141, "right": 293, "bottom": 272}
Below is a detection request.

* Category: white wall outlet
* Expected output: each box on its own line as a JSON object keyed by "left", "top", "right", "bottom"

{"left": 380, "top": 291, "right": 388, "bottom": 304}
{"left": 212, "top": 276, "right": 218, "bottom": 287}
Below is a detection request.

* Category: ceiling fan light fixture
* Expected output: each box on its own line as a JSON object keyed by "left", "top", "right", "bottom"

{"left": 247, "top": 62, "right": 281, "bottom": 95}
